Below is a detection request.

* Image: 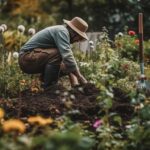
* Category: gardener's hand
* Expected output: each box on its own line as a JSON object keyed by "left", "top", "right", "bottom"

{"left": 71, "top": 69, "right": 87, "bottom": 85}
{"left": 78, "top": 74, "right": 87, "bottom": 85}
{"left": 69, "top": 73, "right": 79, "bottom": 87}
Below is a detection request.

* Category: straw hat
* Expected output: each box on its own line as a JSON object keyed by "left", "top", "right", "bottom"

{"left": 63, "top": 17, "right": 88, "bottom": 40}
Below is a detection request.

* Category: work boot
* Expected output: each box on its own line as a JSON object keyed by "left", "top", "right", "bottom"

{"left": 41, "top": 63, "right": 60, "bottom": 89}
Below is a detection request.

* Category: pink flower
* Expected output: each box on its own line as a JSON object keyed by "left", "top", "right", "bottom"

{"left": 93, "top": 119, "right": 103, "bottom": 128}
{"left": 134, "top": 39, "right": 139, "bottom": 45}
{"left": 128, "top": 30, "right": 136, "bottom": 36}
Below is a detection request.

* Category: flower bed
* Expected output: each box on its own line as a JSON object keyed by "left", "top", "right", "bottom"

{"left": 0, "top": 25, "right": 150, "bottom": 150}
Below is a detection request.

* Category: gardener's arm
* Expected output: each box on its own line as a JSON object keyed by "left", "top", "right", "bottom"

{"left": 60, "top": 62, "right": 87, "bottom": 85}
{"left": 54, "top": 30, "right": 87, "bottom": 84}
{"left": 71, "top": 69, "right": 87, "bottom": 84}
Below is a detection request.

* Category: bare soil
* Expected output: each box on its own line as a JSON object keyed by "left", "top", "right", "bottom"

{"left": 0, "top": 83, "right": 134, "bottom": 124}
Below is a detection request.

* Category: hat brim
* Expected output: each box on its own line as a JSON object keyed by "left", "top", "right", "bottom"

{"left": 63, "top": 19, "right": 88, "bottom": 40}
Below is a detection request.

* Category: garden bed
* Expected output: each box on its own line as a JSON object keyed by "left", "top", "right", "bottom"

{"left": 0, "top": 83, "right": 134, "bottom": 125}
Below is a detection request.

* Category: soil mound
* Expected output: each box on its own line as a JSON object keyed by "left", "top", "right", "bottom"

{"left": 0, "top": 84, "right": 134, "bottom": 123}
{"left": 0, "top": 83, "right": 100, "bottom": 121}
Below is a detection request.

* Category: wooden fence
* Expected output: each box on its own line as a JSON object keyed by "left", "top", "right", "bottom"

{"left": 74, "top": 32, "right": 100, "bottom": 52}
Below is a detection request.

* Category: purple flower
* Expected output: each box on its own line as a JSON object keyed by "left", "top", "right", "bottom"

{"left": 93, "top": 119, "right": 103, "bottom": 128}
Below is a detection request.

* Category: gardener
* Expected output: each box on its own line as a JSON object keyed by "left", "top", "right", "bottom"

{"left": 19, "top": 17, "right": 88, "bottom": 89}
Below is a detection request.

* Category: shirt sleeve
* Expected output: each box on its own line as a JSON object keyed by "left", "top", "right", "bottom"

{"left": 54, "top": 30, "right": 79, "bottom": 72}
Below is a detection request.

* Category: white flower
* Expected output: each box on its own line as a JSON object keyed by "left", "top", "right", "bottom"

{"left": 18, "top": 25, "right": 25, "bottom": 33}
{"left": 78, "top": 87, "right": 83, "bottom": 92}
{"left": 28, "top": 28, "right": 36, "bottom": 36}
{"left": 90, "top": 45, "right": 94, "bottom": 50}
{"left": 126, "top": 124, "right": 136, "bottom": 129}
{"left": 118, "top": 32, "right": 124, "bottom": 37}
{"left": 89, "top": 40, "right": 94, "bottom": 45}
{"left": 63, "top": 92, "right": 69, "bottom": 96}
{"left": 70, "top": 94, "right": 75, "bottom": 100}
{"left": 79, "top": 62, "right": 90, "bottom": 67}
{"left": 62, "top": 98, "right": 66, "bottom": 102}
{"left": 99, "top": 34, "right": 105, "bottom": 40}
{"left": 140, "top": 103, "right": 144, "bottom": 108}
{"left": 55, "top": 90, "right": 60, "bottom": 94}
{"left": 0, "top": 26, "right": 5, "bottom": 33}
{"left": 106, "top": 90, "right": 114, "bottom": 98}
{"left": 13, "top": 52, "right": 19, "bottom": 58}
{"left": 125, "top": 125, "right": 132, "bottom": 129}
{"left": 68, "top": 110, "right": 80, "bottom": 114}
{"left": 111, "top": 14, "right": 121, "bottom": 23}
{"left": 1, "top": 24, "right": 7, "bottom": 31}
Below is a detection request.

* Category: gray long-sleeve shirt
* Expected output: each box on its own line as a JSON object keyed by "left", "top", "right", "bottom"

{"left": 20, "top": 25, "right": 78, "bottom": 72}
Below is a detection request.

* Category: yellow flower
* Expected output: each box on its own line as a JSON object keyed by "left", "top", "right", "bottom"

{"left": 28, "top": 116, "right": 53, "bottom": 126}
{"left": 56, "top": 120, "right": 65, "bottom": 128}
{"left": 0, "top": 108, "right": 5, "bottom": 119}
{"left": 31, "top": 87, "right": 39, "bottom": 93}
{"left": 2, "top": 119, "right": 26, "bottom": 133}
{"left": 19, "top": 79, "right": 26, "bottom": 86}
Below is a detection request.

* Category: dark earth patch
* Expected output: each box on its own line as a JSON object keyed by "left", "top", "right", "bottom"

{"left": 0, "top": 83, "right": 134, "bottom": 124}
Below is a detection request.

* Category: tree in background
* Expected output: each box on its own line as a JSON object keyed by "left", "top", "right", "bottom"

{"left": 0, "top": 0, "right": 150, "bottom": 38}
{"left": 0, "top": 0, "right": 56, "bottom": 28}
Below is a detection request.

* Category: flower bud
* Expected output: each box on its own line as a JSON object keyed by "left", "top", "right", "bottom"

{"left": 63, "top": 92, "right": 69, "bottom": 96}
{"left": 89, "top": 40, "right": 94, "bottom": 45}
{"left": 1, "top": 24, "right": 7, "bottom": 31}
{"left": 28, "top": 28, "right": 36, "bottom": 36}
{"left": 70, "top": 94, "right": 75, "bottom": 100}
{"left": 13, "top": 52, "right": 19, "bottom": 58}
{"left": 18, "top": 25, "right": 25, "bottom": 33}
{"left": 118, "top": 32, "right": 123, "bottom": 37}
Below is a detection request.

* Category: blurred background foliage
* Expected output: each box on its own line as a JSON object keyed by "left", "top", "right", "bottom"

{"left": 0, "top": 1, "right": 150, "bottom": 149}
{"left": 0, "top": 0, "right": 150, "bottom": 39}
